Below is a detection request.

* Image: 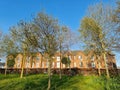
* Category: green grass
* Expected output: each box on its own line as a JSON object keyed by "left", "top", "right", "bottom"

{"left": 0, "top": 74, "right": 120, "bottom": 90}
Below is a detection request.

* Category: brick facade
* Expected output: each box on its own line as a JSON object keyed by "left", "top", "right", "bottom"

{"left": 14, "top": 51, "right": 117, "bottom": 69}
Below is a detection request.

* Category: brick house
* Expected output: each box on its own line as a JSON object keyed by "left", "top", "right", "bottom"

{"left": 14, "top": 50, "right": 117, "bottom": 69}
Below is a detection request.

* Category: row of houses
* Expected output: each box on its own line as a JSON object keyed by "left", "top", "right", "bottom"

{"left": 11, "top": 50, "right": 117, "bottom": 69}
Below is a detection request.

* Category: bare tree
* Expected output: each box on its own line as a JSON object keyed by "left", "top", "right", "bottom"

{"left": 0, "top": 32, "right": 19, "bottom": 76}
{"left": 79, "top": 2, "right": 116, "bottom": 78}
{"left": 112, "top": 0, "right": 120, "bottom": 51}
{"left": 9, "top": 21, "right": 34, "bottom": 78}
{"left": 23, "top": 12, "right": 59, "bottom": 90}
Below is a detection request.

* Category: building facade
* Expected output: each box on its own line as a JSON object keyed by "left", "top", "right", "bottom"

{"left": 13, "top": 51, "right": 117, "bottom": 69}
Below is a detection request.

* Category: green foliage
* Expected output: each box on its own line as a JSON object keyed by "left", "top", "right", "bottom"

{"left": 61, "top": 56, "right": 71, "bottom": 67}
{"left": 112, "top": 0, "right": 120, "bottom": 51}
{"left": 0, "top": 74, "right": 120, "bottom": 90}
{"left": 7, "top": 59, "right": 15, "bottom": 68}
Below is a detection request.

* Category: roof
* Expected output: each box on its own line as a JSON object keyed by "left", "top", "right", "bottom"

{"left": 0, "top": 62, "right": 5, "bottom": 66}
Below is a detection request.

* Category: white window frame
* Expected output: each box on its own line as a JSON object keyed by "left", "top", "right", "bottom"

{"left": 57, "top": 56, "right": 60, "bottom": 61}
{"left": 57, "top": 62, "right": 60, "bottom": 68}
{"left": 78, "top": 55, "right": 82, "bottom": 60}
{"left": 74, "top": 62, "right": 76, "bottom": 67}
{"left": 91, "top": 62, "right": 95, "bottom": 67}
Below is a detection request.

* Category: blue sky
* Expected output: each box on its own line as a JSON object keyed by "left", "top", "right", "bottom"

{"left": 0, "top": 0, "right": 119, "bottom": 66}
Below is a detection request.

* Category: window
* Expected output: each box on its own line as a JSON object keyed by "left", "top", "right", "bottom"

{"left": 46, "top": 62, "right": 48, "bottom": 68}
{"left": 74, "top": 56, "right": 76, "bottom": 59}
{"left": 91, "top": 56, "right": 94, "bottom": 61}
{"left": 36, "top": 56, "right": 40, "bottom": 60}
{"left": 91, "top": 62, "right": 95, "bottom": 67}
{"left": 36, "top": 63, "right": 39, "bottom": 68}
{"left": 57, "top": 62, "right": 60, "bottom": 68}
{"left": 69, "top": 56, "right": 71, "bottom": 60}
{"left": 57, "top": 56, "right": 60, "bottom": 61}
{"left": 52, "top": 62, "right": 54, "bottom": 68}
{"left": 78, "top": 56, "right": 82, "bottom": 60}
{"left": 106, "top": 56, "right": 109, "bottom": 61}
{"left": 32, "top": 63, "right": 34, "bottom": 68}
{"left": 17, "top": 57, "right": 20, "bottom": 62}
{"left": 80, "top": 62, "right": 83, "bottom": 67}
{"left": 63, "top": 64, "right": 65, "bottom": 68}
{"left": 26, "top": 63, "right": 29, "bottom": 68}
{"left": 42, "top": 63, "right": 44, "bottom": 68}
{"left": 74, "top": 62, "right": 76, "bottom": 67}
{"left": 17, "top": 64, "right": 20, "bottom": 68}
{"left": 26, "top": 57, "right": 30, "bottom": 62}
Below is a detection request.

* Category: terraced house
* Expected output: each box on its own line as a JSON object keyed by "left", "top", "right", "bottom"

{"left": 13, "top": 50, "right": 117, "bottom": 69}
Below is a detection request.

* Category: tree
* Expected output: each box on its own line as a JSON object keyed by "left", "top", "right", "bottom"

{"left": 9, "top": 21, "right": 33, "bottom": 78}
{"left": 61, "top": 56, "right": 71, "bottom": 68}
{"left": 80, "top": 17, "right": 103, "bottom": 76}
{"left": 57, "top": 26, "right": 78, "bottom": 79}
{"left": 7, "top": 59, "right": 15, "bottom": 68}
{"left": 23, "top": 12, "right": 59, "bottom": 90}
{"left": 0, "top": 34, "right": 19, "bottom": 76}
{"left": 79, "top": 3, "right": 115, "bottom": 78}
{"left": 0, "top": 30, "right": 3, "bottom": 57}
{"left": 112, "top": 0, "right": 120, "bottom": 51}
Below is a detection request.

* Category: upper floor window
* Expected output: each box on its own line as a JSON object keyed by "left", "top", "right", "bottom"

{"left": 91, "top": 56, "right": 94, "bottom": 61}
{"left": 26, "top": 56, "right": 30, "bottom": 62}
{"left": 78, "top": 56, "right": 82, "bottom": 60}
{"left": 17, "top": 57, "right": 20, "bottom": 62}
{"left": 57, "top": 56, "right": 60, "bottom": 61}
{"left": 91, "top": 62, "right": 95, "bottom": 67}
{"left": 36, "top": 56, "right": 40, "bottom": 60}
{"left": 69, "top": 56, "right": 71, "bottom": 60}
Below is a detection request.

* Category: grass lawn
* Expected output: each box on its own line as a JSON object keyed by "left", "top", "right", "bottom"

{"left": 0, "top": 74, "right": 120, "bottom": 90}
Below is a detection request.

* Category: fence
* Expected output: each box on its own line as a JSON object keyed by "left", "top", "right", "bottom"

{"left": 0, "top": 68, "right": 119, "bottom": 76}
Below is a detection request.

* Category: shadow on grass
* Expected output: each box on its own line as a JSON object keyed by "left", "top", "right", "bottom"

{"left": 23, "top": 75, "right": 82, "bottom": 90}
{"left": 0, "top": 74, "right": 19, "bottom": 80}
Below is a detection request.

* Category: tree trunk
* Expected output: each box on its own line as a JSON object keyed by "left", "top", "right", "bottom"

{"left": 97, "top": 56, "right": 101, "bottom": 76}
{"left": 20, "top": 57, "right": 24, "bottom": 78}
{"left": 103, "top": 53, "right": 110, "bottom": 79}
{"left": 20, "top": 49, "right": 25, "bottom": 78}
{"left": 47, "top": 60, "right": 51, "bottom": 90}
{"left": 98, "top": 27, "right": 110, "bottom": 78}
{"left": 5, "top": 59, "right": 7, "bottom": 76}
{"left": 30, "top": 57, "right": 33, "bottom": 68}
{"left": 59, "top": 61, "right": 62, "bottom": 79}
{"left": 59, "top": 45, "right": 62, "bottom": 79}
